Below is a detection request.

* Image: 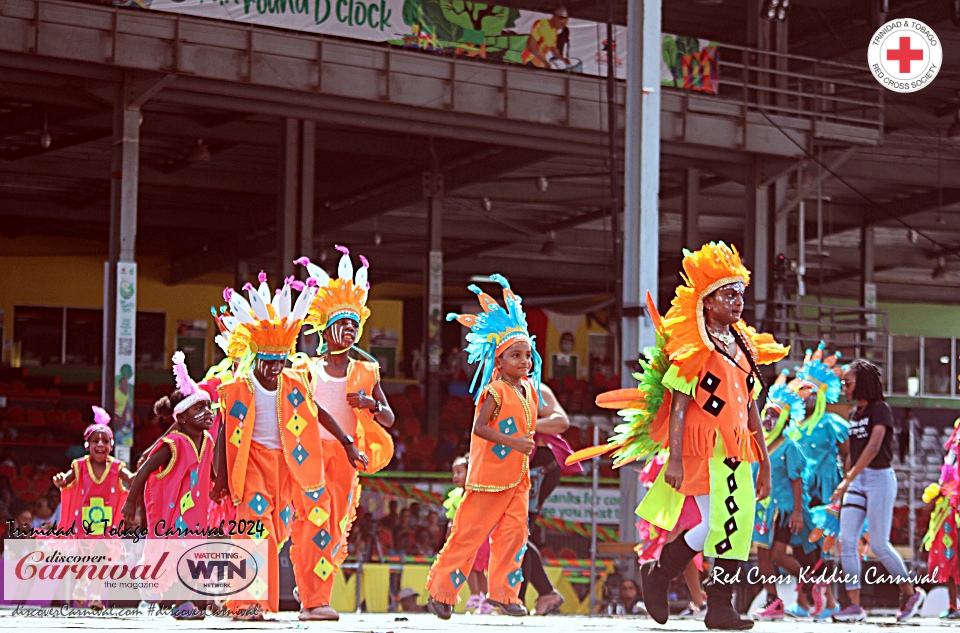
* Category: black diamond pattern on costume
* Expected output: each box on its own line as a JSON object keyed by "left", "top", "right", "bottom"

{"left": 723, "top": 458, "right": 739, "bottom": 471}
{"left": 700, "top": 372, "right": 720, "bottom": 394}
{"left": 724, "top": 517, "right": 738, "bottom": 535}
{"left": 716, "top": 539, "right": 731, "bottom": 554}
{"left": 704, "top": 395, "right": 726, "bottom": 417}
{"left": 727, "top": 474, "right": 738, "bottom": 492}
{"left": 746, "top": 375, "right": 756, "bottom": 392}
{"left": 725, "top": 496, "right": 739, "bottom": 515}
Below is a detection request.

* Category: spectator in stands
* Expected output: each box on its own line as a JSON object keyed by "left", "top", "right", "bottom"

{"left": 46, "top": 486, "right": 61, "bottom": 525}
{"left": 620, "top": 579, "right": 647, "bottom": 615}
{"left": 831, "top": 360, "right": 925, "bottom": 623}
{"left": 380, "top": 499, "right": 399, "bottom": 531}
{"left": 394, "top": 508, "right": 416, "bottom": 553}
{"left": 397, "top": 588, "right": 426, "bottom": 613}
{"left": 9, "top": 498, "right": 32, "bottom": 533}
{"left": 422, "top": 510, "right": 442, "bottom": 547}
{"left": 30, "top": 495, "right": 56, "bottom": 529}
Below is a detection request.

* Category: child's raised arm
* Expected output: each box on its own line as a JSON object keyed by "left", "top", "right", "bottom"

{"left": 52, "top": 468, "right": 75, "bottom": 490}
{"left": 121, "top": 444, "right": 172, "bottom": 528}
{"left": 472, "top": 396, "right": 535, "bottom": 456}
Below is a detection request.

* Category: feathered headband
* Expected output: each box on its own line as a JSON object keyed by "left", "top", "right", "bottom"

{"left": 296, "top": 245, "right": 371, "bottom": 338}
{"left": 85, "top": 406, "right": 115, "bottom": 444}
{"left": 220, "top": 271, "right": 319, "bottom": 360}
{"left": 660, "top": 242, "right": 788, "bottom": 395}
{"left": 793, "top": 342, "right": 842, "bottom": 404}
{"left": 171, "top": 351, "right": 211, "bottom": 417}
{"left": 764, "top": 370, "right": 807, "bottom": 425}
{"left": 447, "top": 274, "right": 542, "bottom": 402}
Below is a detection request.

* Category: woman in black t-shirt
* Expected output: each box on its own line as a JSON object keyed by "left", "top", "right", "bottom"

{"left": 829, "top": 360, "right": 925, "bottom": 623}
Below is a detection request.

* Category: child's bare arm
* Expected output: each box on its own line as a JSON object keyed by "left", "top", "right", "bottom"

{"left": 53, "top": 468, "right": 75, "bottom": 489}
{"left": 472, "top": 397, "right": 535, "bottom": 455}
{"left": 121, "top": 445, "right": 171, "bottom": 527}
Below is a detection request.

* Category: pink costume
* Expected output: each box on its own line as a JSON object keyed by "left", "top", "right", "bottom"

{"left": 144, "top": 430, "right": 214, "bottom": 534}
{"left": 58, "top": 455, "right": 128, "bottom": 537}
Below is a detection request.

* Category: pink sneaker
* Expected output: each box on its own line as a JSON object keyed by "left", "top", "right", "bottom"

{"left": 465, "top": 594, "right": 484, "bottom": 613}
{"left": 478, "top": 597, "right": 496, "bottom": 615}
{"left": 753, "top": 597, "right": 785, "bottom": 621}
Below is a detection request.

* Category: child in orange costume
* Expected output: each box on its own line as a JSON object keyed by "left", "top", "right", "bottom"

{"left": 426, "top": 274, "right": 540, "bottom": 619}
{"left": 211, "top": 272, "right": 368, "bottom": 621}
{"left": 292, "top": 248, "right": 396, "bottom": 620}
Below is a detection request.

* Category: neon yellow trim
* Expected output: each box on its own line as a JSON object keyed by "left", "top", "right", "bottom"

{"left": 662, "top": 364, "right": 697, "bottom": 397}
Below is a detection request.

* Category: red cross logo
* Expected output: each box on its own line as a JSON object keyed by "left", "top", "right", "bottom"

{"left": 886, "top": 36, "right": 924, "bottom": 74}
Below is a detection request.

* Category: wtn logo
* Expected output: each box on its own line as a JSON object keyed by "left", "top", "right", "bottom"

{"left": 176, "top": 542, "right": 261, "bottom": 597}
{"left": 186, "top": 558, "right": 248, "bottom": 580}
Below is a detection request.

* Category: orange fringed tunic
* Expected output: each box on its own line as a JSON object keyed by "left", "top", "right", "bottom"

{"left": 650, "top": 347, "right": 763, "bottom": 496}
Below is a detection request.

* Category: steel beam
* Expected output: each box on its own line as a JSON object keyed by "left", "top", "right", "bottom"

{"left": 619, "top": 0, "right": 661, "bottom": 545}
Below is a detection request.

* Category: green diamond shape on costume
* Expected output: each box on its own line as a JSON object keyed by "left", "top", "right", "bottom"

{"left": 229, "top": 426, "right": 242, "bottom": 448}
{"left": 287, "top": 388, "right": 305, "bottom": 409}
{"left": 286, "top": 413, "right": 306, "bottom": 437}
{"left": 308, "top": 506, "right": 330, "bottom": 527}
{"left": 189, "top": 469, "right": 199, "bottom": 489}
{"left": 229, "top": 401, "right": 248, "bottom": 421}
{"left": 180, "top": 491, "right": 195, "bottom": 514}
{"left": 450, "top": 569, "right": 467, "bottom": 589}
{"left": 499, "top": 416, "right": 518, "bottom": 436}
{"left": 943, "top": 534, "right": 955, "bottom": 548}
{"left": 248, "top": 493, "right": 268, "bottom": 516}
{"left": 507, "top": 568, "right": 524, "bottom": 587}
{"left": 248, "top": 576, "right": 268, "bottom": 599}
{"left": 313, "top": 529, "right": 332, "bottom": 550}
{"left": 492, "top": 443, "right": 512, "bottom": 460}
{"left": 252, "top": 526, "right": 269, "bottom": 543}
{"left": 339, "top": 514, "right": 349, "bottom": 532}
{"left": 280, "top": 505, "right": 293, "bottom": 526}
{"left": 292, "top": 443, "right": 309, "bottom": 465}
{"left": 313, "top": 557, "right": 334, "bottom": 580}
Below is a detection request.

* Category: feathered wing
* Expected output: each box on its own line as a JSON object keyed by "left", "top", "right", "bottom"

{"left": 567, "top": 293, "right": 670, "bottom": 467}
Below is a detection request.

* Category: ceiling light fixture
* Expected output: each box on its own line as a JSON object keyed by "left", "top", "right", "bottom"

{"left": 481, "top": 196, "right": 492, "bottom": 212}
{"left": 373, "top": 232, "right": 382, "bottom": 247}
{"left": 760, "top": 0, "right": 790, "bottom": 21}
{"left": 187, "top": 138, "right": 212, "bottom": 164}
{"left": 932, "top": 256, "right": 948, "bottom": 280}
{"left": 537, "top": 176, "right": 549, "bottom": 193}
{"left": 540, "top": 230, "right": 558, "bottom": 256}
{"left": 948, "top": 111, "right": 960, "bottom": 140}
{"left": 39, "top": 111, "right": 51, "bottom": 150}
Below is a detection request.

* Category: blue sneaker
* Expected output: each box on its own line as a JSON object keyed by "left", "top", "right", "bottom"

{"left": 814, "top": 605, "right": 840, "bottom": 621}
{"left": 785, "top": 603, "right": 809, "bottom": 618}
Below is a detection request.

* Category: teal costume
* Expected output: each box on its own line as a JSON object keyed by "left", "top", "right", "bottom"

{"left": 752, "top": 438, "right": 815, "bottom": 552}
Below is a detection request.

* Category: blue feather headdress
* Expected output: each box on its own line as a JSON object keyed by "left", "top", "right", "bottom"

{"left": 795, "top": 342, "right": 842, "bottom": 404}
{"left": 766, "top": 370, "right": 807, "bottom": 426}
{"left": 446, "top": 274, "right": 542, "bottom": 402}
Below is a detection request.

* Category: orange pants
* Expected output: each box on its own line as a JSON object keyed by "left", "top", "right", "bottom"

{"left": 426, "top": 484, "right": 529, "bottom": 605}
{"left": 228, "top": 442, "right": 332, "bottom": 612}
{"left": 315, "top": 439, "right": 361, "bottom": 606}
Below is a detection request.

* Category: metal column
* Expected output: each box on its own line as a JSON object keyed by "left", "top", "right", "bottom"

{"left": 300, "top": 121, "right": 317, "bottom": 260}
{"left": 860, "top": 224, "right": 877, "bottom": 359}
{"left": 681, "top": 168, "right": 700, "bottom": 249}
{"left": 102, "top": 77, "right": 142, "bottom": 466}
{"left": 424, "top": 151, "right": 444, "bottom": 438}
{"left": 280, "top": 119, "right": 300, "bottom": 278}
{"left": 619, "top": 0, "right": 661, "bottom": 543}
{"left": 745, "top": 158, "right": 770, "bottom": 328}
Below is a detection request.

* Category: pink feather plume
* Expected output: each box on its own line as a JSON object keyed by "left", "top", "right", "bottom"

{"left": 293, "top": 257, "right": 311, "bottom": 266}
{"left": 223, "top": 287, "right": 233, "bottom": 302}
{"left": 359, "top": 255, "right": 370, "bottom": 268}
{"left": 171, "top": 350, "right": 197, "bottom": 396}
{"left": 258, "top": 270, "right": 267, "bottom": 284}
{"left": 335, "top": 244, "right": 349, "bottom": 255}
{"left": 92, "top": 406, "right": 111, "bottom": 426}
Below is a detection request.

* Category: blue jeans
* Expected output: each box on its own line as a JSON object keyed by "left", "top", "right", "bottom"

{"left": 838, "top": 467, "right": 909, "bottom": 591}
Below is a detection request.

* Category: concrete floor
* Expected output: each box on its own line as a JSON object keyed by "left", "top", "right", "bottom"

{"left": 0, "top": 610, "right": 953, "bottom": 632}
